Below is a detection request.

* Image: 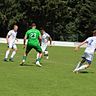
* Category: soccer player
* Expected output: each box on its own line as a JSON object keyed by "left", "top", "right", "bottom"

{"left": 20, "top": 23, "right": 42, "bottom": 67}
{"left": 73, "top": 30, "right": 96, "bottom": 73}
{"left": 4, "top": 25, "right": 18, "bottom": 62}
{"left": 37, "top": 28, "right": 52, "bottom": 59}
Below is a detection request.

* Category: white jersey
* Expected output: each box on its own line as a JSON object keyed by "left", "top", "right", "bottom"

{"left": 7, "top": 30, "right": 17, "bottom": 44}
{"left": 41, "top": 32, "right": 50, "bottom": 45}
{"left": 85, "top": 36, "right": 96, "bottom": 54}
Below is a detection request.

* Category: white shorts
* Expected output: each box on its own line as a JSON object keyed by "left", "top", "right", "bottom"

{"left": 8, "top": 43, "right": 17, "bottom": 49}
{"left": 41, "top": 44, "right": 48, "bottom": 52}
{"left": 82, "top": 52, "right": 94, "bottom": 64}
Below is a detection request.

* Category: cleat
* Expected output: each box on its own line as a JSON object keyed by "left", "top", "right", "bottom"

{"left": 36, "top": 61, "right": 42, "bottom": 67}
{"left": 73, "top": 70, "right": 79, "bottom": 74}
{"left": 20, "top": 62, "right": 25, "bottom": 66}
{"left": 4, "top": 58, "right": 8, "bottom": 62}
{"left": 9, "top": 58, "right": 14, "bottom": 62}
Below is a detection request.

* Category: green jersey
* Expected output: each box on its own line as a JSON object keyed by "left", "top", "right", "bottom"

{"left": 25, "top": 28, "right": 41, "bottom": 45}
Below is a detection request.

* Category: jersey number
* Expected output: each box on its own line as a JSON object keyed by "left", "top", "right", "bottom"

{"left": 30, "top": 33, "right": 36, "bottom": 38}
{"left": 89, "top": 40, "right": 93, "bottom": 45}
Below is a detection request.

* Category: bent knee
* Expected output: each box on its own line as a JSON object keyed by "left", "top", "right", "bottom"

{"left": 14, "top": 48, "right": 18, "bottom": 51}
{"left": 86, "top": 64, "right": 90, "bottom": 68}
{"left": 8, "top": 48, "right": 11, "bottom": 50}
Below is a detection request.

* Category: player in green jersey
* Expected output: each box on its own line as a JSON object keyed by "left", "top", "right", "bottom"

{"left": 20, "top": 23, "right": 42, "bottom": 66}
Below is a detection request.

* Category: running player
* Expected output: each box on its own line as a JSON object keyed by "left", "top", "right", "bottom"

{"left": 20, "top": 23, "right": 42, "bottom": 66}
{"left": 37, "top": 28, "right": 52, "bottom": 59}
{"left": 73, "top": 30, "right": 96, "bottom": 73}
{"left": 4, "top": 25, "right": 18, "bottom": 62}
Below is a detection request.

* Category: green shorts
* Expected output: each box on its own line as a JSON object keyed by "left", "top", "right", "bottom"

{"left": 26, "top": 43, "right": 42, "bottom": 53}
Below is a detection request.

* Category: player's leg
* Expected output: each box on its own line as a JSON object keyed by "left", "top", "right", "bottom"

{"left": 4, "top": 43, "right": 12, "bottom": 61}
{"left": 35, "top": 45, "right": 42, "bottom": 66}
{"left": 73, "top": 58, "right": 86, "bottom": 72}
{"left": 20, "top": 45, "right": 32, "bottom": 66}
{"left": 41, "top": 44, "right": 48, "bottom": 59}
{"left": 36, "top": 45, "right": 44, "bottom": 60}
{"left": 44, "top": 48, "right": 49, "bottom": 59}
{"left": 73, "top": 52, "right": 87, "bottom": 72}
{"left": 36, "top": 52, "right": 42, "bottom": 67}
{"left": 9, "top": 44, "right": 17, "bottom": 62}
{"left": 74, "top": 62, "right": 90, "bottom": 72}
{"left": 74, "top": 53, "right": 93, "bottom": 73}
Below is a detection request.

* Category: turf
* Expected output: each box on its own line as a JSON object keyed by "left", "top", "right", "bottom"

{"left": 0, "top": 44, "right": 96, "bottom": 96}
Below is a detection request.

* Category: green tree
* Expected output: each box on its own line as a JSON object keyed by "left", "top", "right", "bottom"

{"left": 0, "top": 0, "right": 96, "bottom": 41}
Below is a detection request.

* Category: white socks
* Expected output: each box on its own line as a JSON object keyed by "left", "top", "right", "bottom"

{"left": 11, "top": 51, "right": 16, "bottom": 58}
{"left": 75, "top": 65, "right": 88, "bottom": 71}
{"left": 5, "top": 50, "right": 16, "bottom": 59}
{"left": 36, "top": 53, "right": 39, "bottom": 59}
{"left": 75, "top": 62, "right": 82, "bottom": 69}
{"left": 5, "top": 50, "right": 10, "bottom": 58}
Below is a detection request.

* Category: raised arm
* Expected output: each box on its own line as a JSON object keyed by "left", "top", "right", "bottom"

{"left": 75, "top": 40, "right": 87, "bottom": 51}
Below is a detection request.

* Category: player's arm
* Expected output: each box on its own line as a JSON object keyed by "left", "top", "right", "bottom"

{"left": 6, "top": 35, "right": 9, "bottom": 44}
{"left": 49, "top": 36, "right": 52, "bottom": 45}
{"left": 23, "top": 35, "right": 27, "bottom": 48}
{"left": 23, "top": 31, "right": 29, "bottom": 48}
{"left": 75, "top": 40, "right": 87, "bottom": 51}
{"left": 6, "top": 31, "right": 11, "bottom": 44}
{"left": 38, "top": 31, "right": 42, "bottom": 45}
{"left": 15, "top": 38, "right": 18, "bottom": 42}
{"left": 38, "top": 35, "right": 42, "bottom": 46}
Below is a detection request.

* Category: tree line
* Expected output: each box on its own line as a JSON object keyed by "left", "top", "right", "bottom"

{"left": 0, "top": 0, "right": 96, "bottom": 41}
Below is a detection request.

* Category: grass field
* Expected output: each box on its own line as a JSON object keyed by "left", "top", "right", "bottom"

{"left": 0, "top": 44, "right": 96, "bottom": 96}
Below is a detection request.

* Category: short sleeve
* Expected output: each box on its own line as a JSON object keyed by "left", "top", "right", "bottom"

{"left": 85, "top": 37, "right": 91, "bottom": 42}
{"left": 7, "top": 30, "right": 12, "bottom": 36}
{"left": 46, "top": 33, "right": 50, "bottom": 38}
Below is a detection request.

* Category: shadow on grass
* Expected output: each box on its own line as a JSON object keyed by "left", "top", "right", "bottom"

{"left": 23, "top": 64, "right": 34, "bottom": 66}
{"left": 19, "top": 61, "right": 36, "bottom": 67}
{"left": 80, "top": 71, "right": 94, "bottom": 74}
{"left": 19, "top": 64, "right": 34, "bottom": 67}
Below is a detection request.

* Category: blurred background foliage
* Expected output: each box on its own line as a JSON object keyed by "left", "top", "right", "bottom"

{"left": 0, "top": 0, "right": 96, "bottom": 41}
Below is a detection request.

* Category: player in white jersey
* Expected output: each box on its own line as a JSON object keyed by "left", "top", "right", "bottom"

{"left": 4, "top": 25, "right": 18, "bottom": 62}
{"left": 73, "top": 30, "right": 96, "bottom": 73}
{"left": 37, "top": 28, "right": 52, "bottom": 59}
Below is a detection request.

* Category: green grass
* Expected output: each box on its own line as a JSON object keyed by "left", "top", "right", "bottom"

{"left": 0, "top": 44, "right": 96, "bottom": 96}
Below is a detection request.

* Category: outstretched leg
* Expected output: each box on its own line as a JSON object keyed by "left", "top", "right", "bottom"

{"left": 73, "top": 58, "right": 86, "bottom": 72}
{"left": 73, "top": 59, "right": 91, "bottom": 73}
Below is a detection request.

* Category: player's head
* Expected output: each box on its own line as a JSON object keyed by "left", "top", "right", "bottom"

{"left": 93, "top": 30, "right": 96, "bottom": 36}
{"left": 13, "top": 25, "right": 18, "bottom": 32}
{"left": 40, "top": 28, "right": 45, "bottom": 35}
{"left": 31, "top": 23, "right": 36, "bottom": 29}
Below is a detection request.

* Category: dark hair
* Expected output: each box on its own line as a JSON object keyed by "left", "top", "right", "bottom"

{"left": 31, "top": 23, "right": 36, "bottom": 27}
{"left": 93, "top": 30, "right": 96, "bottom": 34}
{"left": 40, "top": 27, "right": 45, "bottom": 31}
